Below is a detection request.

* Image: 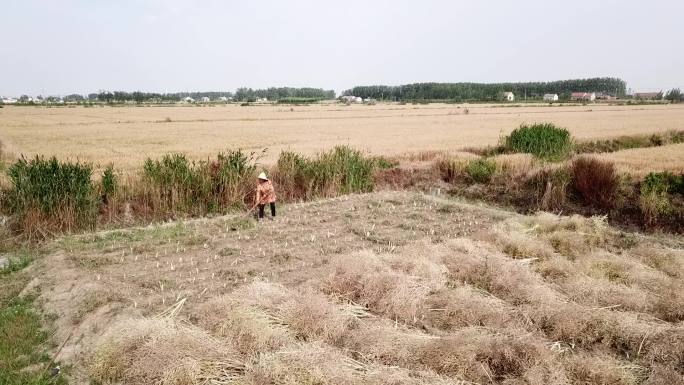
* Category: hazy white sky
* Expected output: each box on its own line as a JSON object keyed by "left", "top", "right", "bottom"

{"left": 1, "top": 0, "right": 682, "bottom": 96}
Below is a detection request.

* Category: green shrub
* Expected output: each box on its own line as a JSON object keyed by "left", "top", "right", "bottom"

{"left": 141, "top": 150, "right": 257, "bottom": 215}
{"left": 6, "top": 156, "right": 97, "bottom": 236}
{"left": 639, "top": 172, "right": 684, "bottom": 226}
{"left": 100, "top": 165, "right": 117, "bottom": 199}
{"left": 504, "top": 123, "right": 572, "bottom": 160}
{"left": 642, "top": 172, "right": 684, "bottom": 196}
{"left": 575, "top": 130, "right": 684, "bottom": 154}
{"left": 466, "top": 158, "right": 496, "bottom": 183}
{"left": 272, "top": 146, "right": 376, "bottom": 200}
{"left": 571, "top": 157, "right": 619, "bottom": 209}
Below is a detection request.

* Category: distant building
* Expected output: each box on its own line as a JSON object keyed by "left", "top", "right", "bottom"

{"left": 340, "top": 95, "right": 363, "bottom": 104}
{"left": 543, "top": 94, "right": 559, "bottom": 102}
{"left": 218, "top": 96, "right": 230, "bottom": 102}
{"left": 1, "top": 97, "right": 17, "bottom": 104}
{"left": 201, "top": 96, "right": 210, "bottom": 103}
{"left": 183, "top": 97, "right": 195, "bottom": 103}
{"left": 571, "top": 92, "right": 596, "bottom": 101}
{"left": 634, "top": 92, "right": 662, "bottom": 100}
{"left": 502, "top": 92, "right": 515, "bottom": 101}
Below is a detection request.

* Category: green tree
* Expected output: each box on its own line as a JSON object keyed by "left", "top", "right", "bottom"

{"left": 665, "top": 88, "right": 683, "bottom": 103}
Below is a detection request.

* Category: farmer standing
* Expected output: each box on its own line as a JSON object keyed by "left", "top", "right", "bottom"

{"left": 254, "top": 172, "right": 276, "bottom": 220}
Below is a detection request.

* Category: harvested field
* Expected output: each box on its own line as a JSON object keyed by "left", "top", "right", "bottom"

{"left": 2, "top": 103, "right": 684, "bottom": 170}
{"left": 24, "top": 191, "right": 684, "bottom": 384}
{"left": 597, "top": 143, "right": 684, "bottom": 177}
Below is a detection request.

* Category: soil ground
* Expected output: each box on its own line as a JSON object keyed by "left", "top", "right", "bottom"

{"left": 22, "top": 190, "right": 684, "bottom": 384}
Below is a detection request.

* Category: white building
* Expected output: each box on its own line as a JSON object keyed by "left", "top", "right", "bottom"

{"left": 218, "top": 96, "right": 229, "bottom": 102}
{"left": 502, "top": 92, "right": 515, "bottom": 101}
{"left": 201, "top": 96, "right": 210, "bottom": 103}
{"left": 571, "top": 92, "right": 596, "bottom": 101}
{"left": 1, "top": 97, "right": 17, "bottom": 104}
{"left": 183, "top": 97, "right": 195, "bottom": 103}
{"left": 340, "top": 95, "right": 364, "bottom": 104}
{"left": 543, "top": 94, "right": 559, "bottom": 102}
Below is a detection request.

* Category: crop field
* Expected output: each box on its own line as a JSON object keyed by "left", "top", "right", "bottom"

{"left": 13, "top": 191, "right": 683, "bottom": 384}
{"left": 2, "top": 102, "right": 684, "bottom": 385}
{"left": 2, "top": 103, "right": 684, "bottom": 173}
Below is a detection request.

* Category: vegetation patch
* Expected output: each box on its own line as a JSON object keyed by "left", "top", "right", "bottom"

{"left": 503, "top": 123, "right": 572, "bottom": 161}
{"left": 5, "top": 156, "right": 97, "bottom": 238}
{"left": 575, "top": 130, "right": 684, "bottom": 154}
{"left": 272, "top": 146, "right": 376, "bottom": 201}
{"left": 571, "top": 157, "right": 619, "bottom": 210}
{"left": 639, "top": 171, "right": 684, "bottom": 227}
{"left": 465, "top": 158, "right": 496, "bottom": 183}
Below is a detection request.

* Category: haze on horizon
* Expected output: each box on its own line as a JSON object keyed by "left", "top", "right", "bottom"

{"left": 1, "top": 0, "right": 682, "bottom": 97}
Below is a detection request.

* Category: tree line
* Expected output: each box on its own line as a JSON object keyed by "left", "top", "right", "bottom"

{"left": 12, "top": 88, "right": 335, "bottom": 104}
{"left": 343, "top": 77, "right": 628, "bottom": 101}
{"left": 234, "top": 87, "right": 335, "bottom": 102}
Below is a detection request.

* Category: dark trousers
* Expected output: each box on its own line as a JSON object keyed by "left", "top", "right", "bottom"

{"left": 258, "top": 202, "right": 276, "bottom": 218}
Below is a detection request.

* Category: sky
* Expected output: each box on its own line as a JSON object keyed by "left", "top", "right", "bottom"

{"left": 1, "top": 0, "right": 682, "bottom": 96}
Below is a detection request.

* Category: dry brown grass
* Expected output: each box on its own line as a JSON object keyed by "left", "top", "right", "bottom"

{"left": 21, "top": 191, "right": 684, "bottom": 384}
{"left": 2, "top": 103, "right": 684, "bottom": 171}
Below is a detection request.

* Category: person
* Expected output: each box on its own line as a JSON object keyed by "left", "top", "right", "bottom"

{"left": 254, "top": 172, "right": 276, "bottom": 220}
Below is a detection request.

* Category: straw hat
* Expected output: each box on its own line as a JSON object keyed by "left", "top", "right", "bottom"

{"left": 258, "top": 172, "right": 269, "bottom": 181}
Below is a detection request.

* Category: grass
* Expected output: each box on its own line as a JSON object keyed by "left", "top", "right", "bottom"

{"left": 0, "top": 297, "right": 65, "bottom": 385}
{"left": 272, "top": 146, "right": 377, "bottom": 201}
{"left": 0, "top": 247, "right": 66, "bottom": 385}
{"left": 575, "top": 130, "right": 684, "bottom": 154}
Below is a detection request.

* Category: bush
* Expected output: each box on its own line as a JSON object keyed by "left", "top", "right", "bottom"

{"left": 504, "top": 123, "right": 572, "bottom": 161}
{"left": 436, "top": 159, "right": 462, "bottom": 183}
{"left": 642, "top": 172, "right": 684, "bottom": 196}
{"left": 530, "top": 167, "right": 571, "bottom": 211}
{"left": 466, "top": 158, "right": 496, "bottom": 183}
{"left": 100, "top": 165, "right": 117, "bottom": 203}
{"left": 6, "top": 156, "right": 97, "bottom": 237}
{"left": 571, "top": 157, "right": 619, "bottom": 210}
{"left": 639, "top": 172, "right": 684, "bottom": 226}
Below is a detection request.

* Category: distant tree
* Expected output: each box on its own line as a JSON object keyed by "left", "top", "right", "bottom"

{"left": 65, "top": 94, "right": 85, "bottom": 102}
{"left": 665, "top": 88, "right": 683, "bottom": 103}
{"left": 18, "top": 95, "right": 30, "bottom": 103}
{"left": 98, "top": 91, "right": 114, "bottom": 102}
{"left": 131, "top": 91, "right": 145, "bottom": 104}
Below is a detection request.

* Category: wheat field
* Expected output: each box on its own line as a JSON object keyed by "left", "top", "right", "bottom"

{"left": 33, "top": 191, "right": 684, "bottom": 384}
{"left": 2, "top": 103, "right": 684, "bottom": 171}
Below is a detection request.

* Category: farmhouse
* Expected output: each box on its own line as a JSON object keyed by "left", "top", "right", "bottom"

{"left": 340, "top": 95, "right": 364, "bottom": 104}
{"left": 543, "top": 94, "right": 559, "bottom": 102}
{"left": 502, "top": 91, "right": 515, "bottom": 101}
{"left": 634, "top": 92, "right": 662, "bottom": 100}
{"left": 571, "top": 92, "right": 596, "bottom": 101}
{"left": 1, "top": 97, "right": 18, "bottom": 104}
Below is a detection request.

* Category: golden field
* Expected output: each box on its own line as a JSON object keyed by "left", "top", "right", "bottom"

{"left": 2, "top": 103, "right": 684, "bottom": 172}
